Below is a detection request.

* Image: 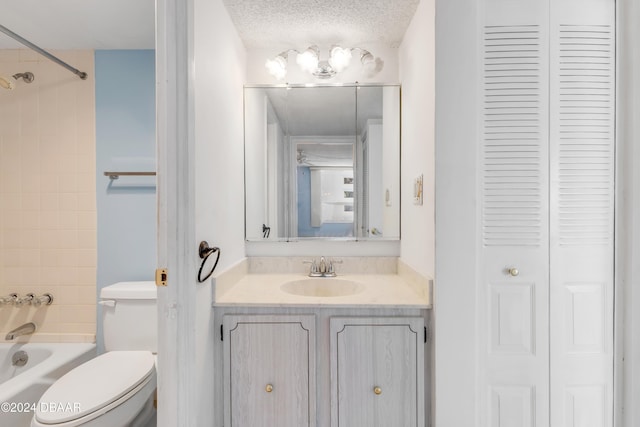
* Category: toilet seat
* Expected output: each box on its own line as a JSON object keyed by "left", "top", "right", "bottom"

{"left": 34, "top": 351, "right": 155, "bottom": 426}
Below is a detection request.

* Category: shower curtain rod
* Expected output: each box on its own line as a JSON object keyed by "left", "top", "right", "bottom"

{"left": 0, "top": 24, "right": 87, "bottom": 80}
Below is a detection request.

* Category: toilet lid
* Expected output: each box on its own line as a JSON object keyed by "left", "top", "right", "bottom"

{"left": 36, "top": 351, "right": 155, "bottom": 424}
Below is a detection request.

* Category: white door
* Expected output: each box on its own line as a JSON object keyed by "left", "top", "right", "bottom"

{"left": 548, "top": 1, "right": 615, "bottom": 425}
{"left": 479, "top": 1, "right": 550, "bottom": 424}
{"left": 478, "top": 0, "right": 615, "bottom": 426}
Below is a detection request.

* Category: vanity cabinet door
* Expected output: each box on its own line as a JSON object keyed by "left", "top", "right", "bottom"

{"left": 330, "top": 317, "right": 425, "bottom": 427}
{"left": 223, "top": 315, "right": 316, "bottom": 427}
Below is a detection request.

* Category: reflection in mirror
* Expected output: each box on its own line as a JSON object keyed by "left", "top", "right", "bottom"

{"left": 355, "top": 86, "right": 400, "bottom": 239}
{"left": 244, "top": 84, "right": 400, "bottom": 241}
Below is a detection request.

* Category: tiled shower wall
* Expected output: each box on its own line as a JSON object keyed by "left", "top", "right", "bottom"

{"left": 0, "top": 49, "right": 96, "bottom": 342}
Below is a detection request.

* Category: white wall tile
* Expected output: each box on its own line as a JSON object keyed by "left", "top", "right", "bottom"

{"left": 0, "top": 49, "right": 96, "bottom": 343}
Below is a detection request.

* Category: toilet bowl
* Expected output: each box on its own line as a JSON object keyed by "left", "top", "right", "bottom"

{"left": 32, "top": 282, "right": 158, "bottom": 427}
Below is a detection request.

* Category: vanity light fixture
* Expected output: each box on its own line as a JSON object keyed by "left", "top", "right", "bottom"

{"left": 265, "top": 46, "right": 378, "bottom": 80}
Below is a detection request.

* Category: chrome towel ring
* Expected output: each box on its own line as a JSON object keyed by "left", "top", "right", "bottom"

{"left": 197, "top": 241, "right": 221, "bottom": 283}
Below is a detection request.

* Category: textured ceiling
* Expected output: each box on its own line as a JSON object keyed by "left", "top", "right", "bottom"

{"left": 222, "top": 0, "right": 421, "bottom": 49}
{"left": 0, "top": 0, "right": 418, "bottom": 50}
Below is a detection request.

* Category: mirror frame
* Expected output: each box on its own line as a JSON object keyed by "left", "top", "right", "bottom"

{"left": 243, "top": 83, "right": 401, "bottom": 242}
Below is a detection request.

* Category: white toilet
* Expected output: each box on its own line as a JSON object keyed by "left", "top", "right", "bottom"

{"left": 32, "top": 281, "right": 158, "bottom": 427}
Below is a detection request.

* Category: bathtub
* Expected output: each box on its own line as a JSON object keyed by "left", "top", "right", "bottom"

{"left": 0, "top": 343, "right": 96, "bottom": 427}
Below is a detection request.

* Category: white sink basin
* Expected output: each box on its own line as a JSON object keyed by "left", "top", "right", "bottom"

{"left": 280, "top": 278, "right": 364, "bottom": 297}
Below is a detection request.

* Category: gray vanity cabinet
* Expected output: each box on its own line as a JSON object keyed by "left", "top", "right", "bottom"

{"left": 330, "top": 317, "right": 425, "bottom": 427}
{"left": 222, "top": 315, "right": 316, "bottom": 427}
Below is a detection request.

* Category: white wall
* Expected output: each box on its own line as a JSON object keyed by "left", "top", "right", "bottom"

{"left": 399, "top": 0, "right": 435, "bottom": 278}
{"left": 619, "top": 0, "right": 640, "bottom": 425}
{"left": 193, "top": 0, "right": 246, "bottom": 423}
{"left": 432, "top": 0, "right": 480, "bottom": 426}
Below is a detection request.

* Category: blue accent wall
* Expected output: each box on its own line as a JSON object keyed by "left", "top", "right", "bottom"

{"left": 95, "top": 50, "right": 156, "bottom": 352}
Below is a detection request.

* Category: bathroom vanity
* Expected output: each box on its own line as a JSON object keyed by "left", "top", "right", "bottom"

{"left": 212, "top": 261, "right": 432, "bottom": 427}
{"left": 224, "top": 83, "right": 430, "bottom": 426}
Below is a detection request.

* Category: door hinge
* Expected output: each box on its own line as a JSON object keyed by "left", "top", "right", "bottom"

{"left": 424, "top": 326, "right": 428, "bottom": 343}
{"left": 220, "top": 324, "right": 224, "bottom": 341}
{"left": 155, "top": 268, "right": 168, "bottom": 287}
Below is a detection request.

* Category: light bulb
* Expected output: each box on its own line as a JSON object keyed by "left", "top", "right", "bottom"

{"left": 361, "top": 51, "right": 377, "bottom": 74}
{"left": 265, "top": 55, "right": 287, "bottom": 80}
{"left": 329, "top": 46, "right": 352, "bottom": 72}
{"left": 296, "top": 47, "right": 319, "bottom": 73}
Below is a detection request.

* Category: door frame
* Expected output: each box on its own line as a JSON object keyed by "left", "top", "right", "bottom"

{"left": 615, "top": 1, "right": 640, "bottom": 426}
{"left": 156, "top": 0, "right": 198, "bottom": 425}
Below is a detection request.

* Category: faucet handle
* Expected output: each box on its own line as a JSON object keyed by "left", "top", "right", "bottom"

{"left": 0, "top": 293, "right": 18, "bottom": 306}
{"left": 32, "top": 293, "right": 54, "bottom": 307}
{"left": 303, "top": 259, "right": 318, "bottom": 274}
{"left": 15, "top": 293, "right": 35, "bottom": 307}
{"left": 328, "top": 258, "right": 343, "bottom": 273}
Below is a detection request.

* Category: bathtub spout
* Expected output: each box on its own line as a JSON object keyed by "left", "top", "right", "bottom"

{"left": 5, "top": 322, "right": 36, "bottom": 340}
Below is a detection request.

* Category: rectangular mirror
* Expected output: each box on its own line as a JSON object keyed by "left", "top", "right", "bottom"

{"left": 244, "top": 84, "right": 400, "bottom": 241}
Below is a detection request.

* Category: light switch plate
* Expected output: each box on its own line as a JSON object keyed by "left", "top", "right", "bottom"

{"left": 414, "top": 174, "right": 424, "bottom": 205}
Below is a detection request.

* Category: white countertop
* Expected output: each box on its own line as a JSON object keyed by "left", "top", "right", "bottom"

{"left": 214, "top": 273, "right": 432, "bottom": 308}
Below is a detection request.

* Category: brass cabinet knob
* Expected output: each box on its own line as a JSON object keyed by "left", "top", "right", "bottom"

{"left": 508, "top": 267, "right": 519, "bottom": 277}
{"left": 265, "top": 384, "right": 273, "bottom": 393}
{"left": 373, "top": 386, "right": 382, "bottom": 395}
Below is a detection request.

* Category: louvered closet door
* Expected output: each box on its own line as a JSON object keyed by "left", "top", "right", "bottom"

{"left": 549, "top": 1, "right": 615, "bottom": 426}
{"left": 479, "top": 1, "right": 550, "bottom": 426}
{"left": 479, "top": 0, "right": 615, "bottom": 426}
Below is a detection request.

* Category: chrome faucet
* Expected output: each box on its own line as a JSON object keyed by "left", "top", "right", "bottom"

{"left": 5, "top": 322, "right": 36, "bottom": 340}
{"left": 304, "top": 257, "right": 343, "bottom": 277}
{"left": 0, "top": 293, "right": 53, "bottom": 307}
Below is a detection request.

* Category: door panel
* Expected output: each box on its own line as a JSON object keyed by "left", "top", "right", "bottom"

{"left": 564, "top": 283, "right": 606, "bottom": 353}
{"left": 490, "top": 282, "right": 535, "bottom": 354}
{"left": 330, "top": 317, "right": 424, "bottom": 427}
{"left": 490, "top": 386, "right": 535, "bottom": 427}
{"left": 223, "top": 315, "right": 315, "bottom": 427}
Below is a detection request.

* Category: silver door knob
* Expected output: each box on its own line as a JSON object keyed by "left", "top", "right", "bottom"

{"left": 508, "top": 267, "right": 519, "bottom": 277}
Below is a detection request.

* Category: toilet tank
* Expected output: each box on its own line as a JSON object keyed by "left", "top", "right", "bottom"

{"left": 100, "top": 281, "right": 157, "bottom": 352}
